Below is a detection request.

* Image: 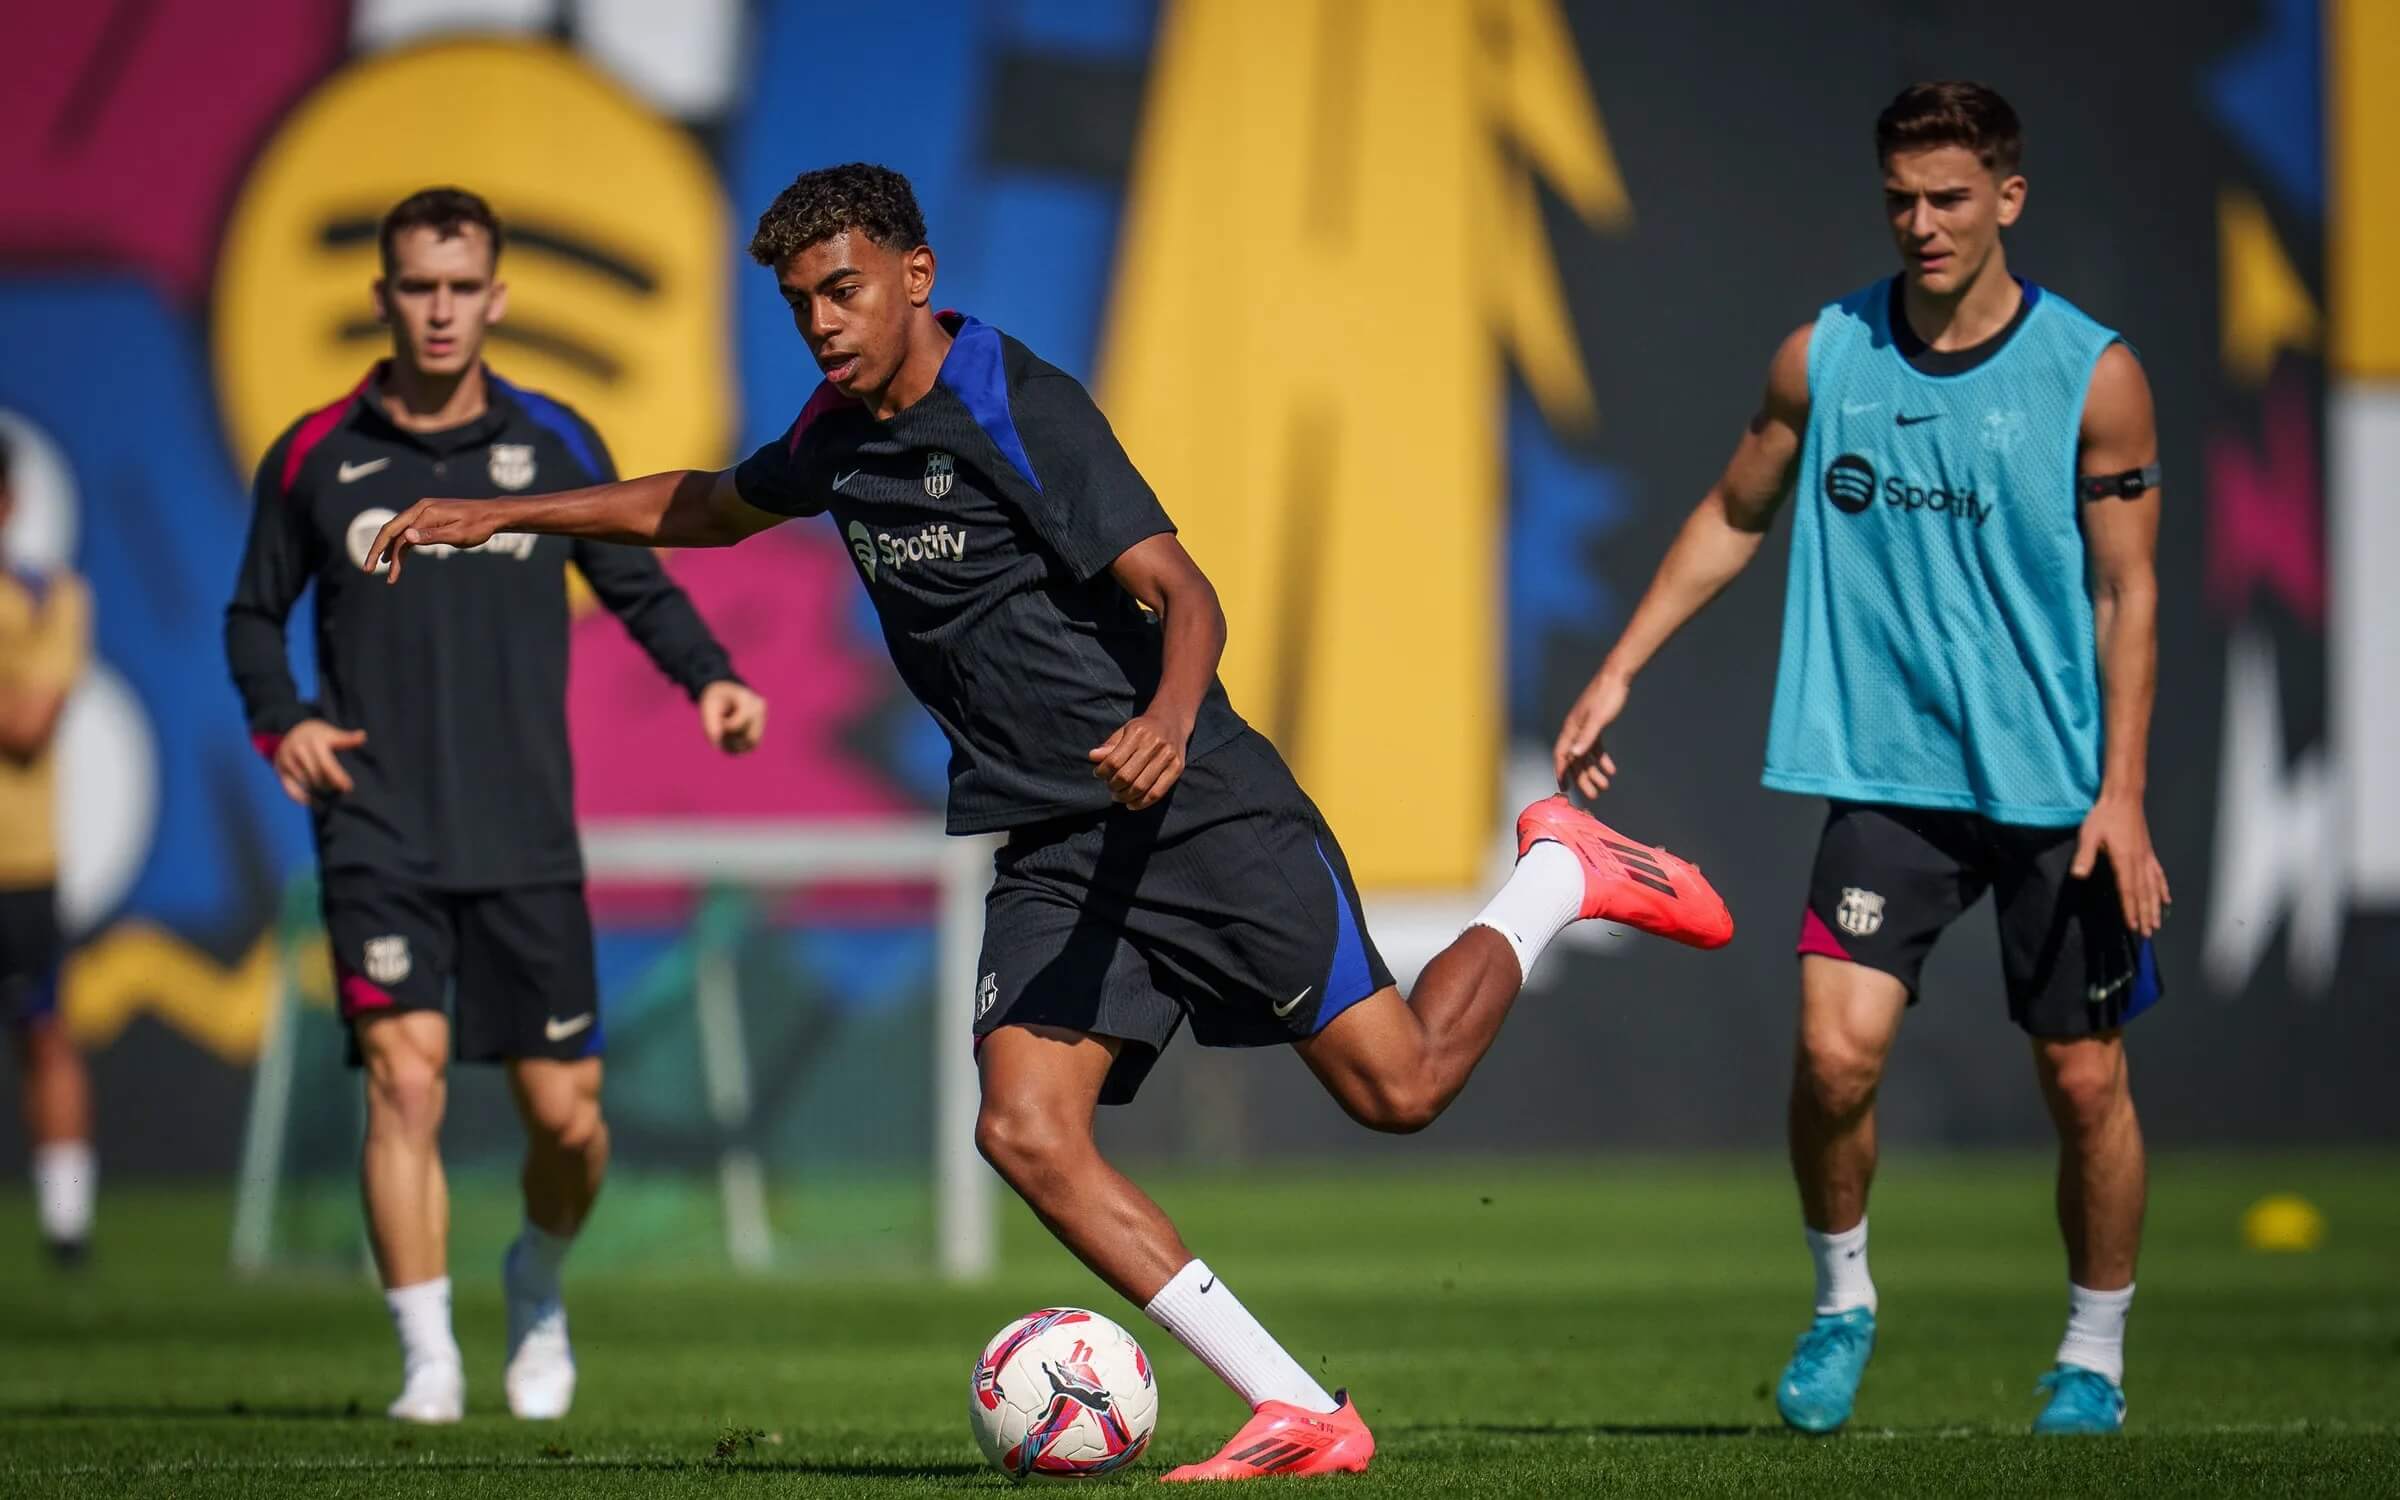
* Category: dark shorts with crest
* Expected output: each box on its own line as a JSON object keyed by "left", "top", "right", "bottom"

{"left": 972, "top": 731, "right": 1394, "bottom": 1104}
{"left": 1798, "top": 801, "right": 2162, "bottom": 1038}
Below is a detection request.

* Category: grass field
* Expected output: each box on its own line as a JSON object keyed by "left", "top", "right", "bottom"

{"left": 3, "top": 1154, "right": 2395, "bottom": 1497}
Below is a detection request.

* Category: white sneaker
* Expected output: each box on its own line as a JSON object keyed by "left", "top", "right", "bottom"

{"left": 387, "top": 1358, "right": 464, "bottom": 1423}
{"left": 503, "top": 1238, "right": 576, "bottom": 1420}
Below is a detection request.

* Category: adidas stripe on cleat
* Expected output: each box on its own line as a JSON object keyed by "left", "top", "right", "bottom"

{"left": 1160, "top": 1391, "right": 1374, "bottom": 1482}
{"left": 1515, "top": 795, "right": 1734, "bottom": 949}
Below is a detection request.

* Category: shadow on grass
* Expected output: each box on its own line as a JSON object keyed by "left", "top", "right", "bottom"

{"left": 0, "top": 1402, "right": 370, "bottom": 1421}
{"left": 1410, "top": 1422, "right": 1789, "bottom": 1439}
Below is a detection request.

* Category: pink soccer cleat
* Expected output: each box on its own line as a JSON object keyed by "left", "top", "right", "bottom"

{"left": 1516, "top": 795, "right": 1735, "bottom": 949}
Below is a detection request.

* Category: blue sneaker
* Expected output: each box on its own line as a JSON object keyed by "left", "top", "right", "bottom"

{"left": 1775, "top": 1307, "right": 1875, "bottom": 1434}
{"left": 2031, "top": 1365, "right": 2125, "bottom": 1434}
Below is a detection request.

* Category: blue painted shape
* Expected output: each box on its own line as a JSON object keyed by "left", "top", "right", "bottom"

{"left": 489, "top": 373, "right": 606, "bottom": 482}
{"left": 1002, "top": 0, "right": 1157, "bottom": 55}
{"left": 0, "top": 278, "right": 317, "bottom": 933}
{"left": 937, "top": 317, "right": 1041, "bottom": 491}
{"left": 2202, "top": 0, "right": 2322, "bottom": 215}
{"left": 1505, "top": 384, "right": 1630, "bottom": 725}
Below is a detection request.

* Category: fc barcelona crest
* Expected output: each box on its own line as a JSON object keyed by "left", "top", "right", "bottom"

{"left": 1835, "top": 887, "right": 1886, "bottom": 938}
{"left": 924, "top": 450, "right": 955, "bottom": 499}
{"left": 489, "top": 443, "right": 537, "bottom": 491}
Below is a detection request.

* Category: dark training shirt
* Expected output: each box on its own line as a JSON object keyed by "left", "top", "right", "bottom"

{"left": 734, "top": 314, "right": 1247, "bottom": 833}
{"left": 226, "top": 366, "right": 738, "bottom": 889}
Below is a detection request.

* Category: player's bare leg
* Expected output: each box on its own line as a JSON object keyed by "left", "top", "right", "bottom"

{"left": 1774, "top": 956, "right": 1906, "bottom": 1432}
{"left": 1299, "top": 797, "right": 1733, "bottom": 1136}
{"left": 355, "top": 1009, "right": 462, "bottom": 1422}
{"left": 1789, "top": 957, "right": 1908, "bottom": 1236}
{"left": 14, "top": 1016, "right": 96, "bottom": 1263}
{"left": 500, "top": 1057, "right": 606, "bottom": 1419}
{"left": 2030, "top": 1030, "right": 2143, "bottom": 1421}
{"left": 975, "top": 1024, "right": 1372, "bottom": 1481}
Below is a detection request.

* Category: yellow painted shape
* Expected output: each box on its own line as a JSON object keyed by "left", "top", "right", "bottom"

{"left": 2218, "top": 188, "right": 2320, "bottom": 385}
{"left": 63, "top": 924, "right": 279, "bottom": 1064}
{"left": 1099, "top": 0, "right": 1627, "bottom": 887}
{"left": 2332, "top": 0, "right": 2400, "bottom": 377}
{"left": 214, "top": 39, "right": 731, "bottom": 479}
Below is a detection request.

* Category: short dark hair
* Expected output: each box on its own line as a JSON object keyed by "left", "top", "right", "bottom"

{"left": 379, "top": 186, "right": 504, "bottom": 275}
{"left": 1875, "top": 81, "right": 2022, "bottom": 174}
{"left": 747, "top": 163, "right": 927, "bottom": 269}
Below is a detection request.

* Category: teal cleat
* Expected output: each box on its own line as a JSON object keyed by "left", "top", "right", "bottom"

{"left": 2031, "top": 1365, "right": 2125, "bottom": 1434}
{"left": 1775, "top": 1307, "right": 1875, "bottom": 1434}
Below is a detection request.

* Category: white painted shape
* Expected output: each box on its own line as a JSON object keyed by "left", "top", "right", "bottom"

{"left": 54, "top": 664, "right": 161, "bottom": 936}
{"left": 2329, "top": 384, "right": 2400, "bottom": 902}
{"left": 0, "top": 411, "right": 78, "bottom": 566}
{"left": 352, "top": 0, "right": 555, "bottom": 49}
{"left": 577, "top": 0, "right": 743, "bottom": 118}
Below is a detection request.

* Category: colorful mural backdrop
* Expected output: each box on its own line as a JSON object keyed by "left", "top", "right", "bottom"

{"left": 1, "top": 0, "right": 2392, "bottom": 1169}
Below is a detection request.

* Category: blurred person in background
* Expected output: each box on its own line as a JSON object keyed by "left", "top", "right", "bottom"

{"left": 1556, "top": 82, "right": 2168, "bottom": 1437}
{"left": 223, "top": 187, "right": 766, "bottom": 1425}
{"left": 0, "top": 429, "right": 98, "bottom": 1269}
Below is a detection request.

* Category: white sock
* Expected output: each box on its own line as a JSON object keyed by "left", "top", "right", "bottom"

{"left": 31, "top": 1140, "right": 95, "bottom": 1244}
{"left": 1805, "top": 1218, "right": 1877, "bottom": 1315}
{"left": 1468, "top": 841, "right": 1585, "bottom": 983}
{"left": 2055, "top": 1282, "right": 2133, "bottom": 1385}
{"left": 512, "top": 1220, "right": 575, "bottom": 1299}
{"left": 1143, "top": 1258, "right": 1338, "bottom": 1413}
{"left": 385, "top": 1276, "right": 461, "bottom": 1374}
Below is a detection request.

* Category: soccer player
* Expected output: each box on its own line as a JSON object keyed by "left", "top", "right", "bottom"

{"left": 0, "top": 431, "right": 99, "bottom": 1267}
{"left": 1553, "top": 83, "right": 2168, "bottom": 1436}
{"left": 364, "top": 164, "right": 1731, "bottom": 1480}
{"left": 225, "top": 187, "right": 766, "bottom": 1424}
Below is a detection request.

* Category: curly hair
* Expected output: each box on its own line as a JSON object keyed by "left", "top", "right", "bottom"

{"left": 1875, "top": 82, "right": 2022, "bottom": 174}
{"left": 747, "top": 163, "right": 927, "bottom": 268}
{"left": 380, "top": 186, "right": 504, "bottom": 274}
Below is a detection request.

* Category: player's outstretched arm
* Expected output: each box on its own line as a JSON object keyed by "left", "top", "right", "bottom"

{"left": 1089, "top": 533, "right": 1226, "bottom": 811}
{"left": 367, "top": 468, "right": 781, "bottom": 581}
{"left": 2074, "top": 342, "right": 2170, "bottom": 937}
{"left": 1554, "top": 321, "right": 1813, "bottom": 797}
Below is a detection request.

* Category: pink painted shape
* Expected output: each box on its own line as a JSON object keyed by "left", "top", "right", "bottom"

{"left": 0, "top": 1, "right": 344, "bottom": 300}
{"left": 2205, "top": 373, "right": 2324, "bottom": 626}
{"left": 339, "top": 974, "right": 395, "bottom": 1017}
{"left": 568, "top": 527, "right": 910, "bottom": 824}
{"left": 1797, "top": 906, "right": 1854, "bottom": 962}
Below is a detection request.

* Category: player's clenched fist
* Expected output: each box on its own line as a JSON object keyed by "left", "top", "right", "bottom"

{"left": 1089, "top": 714, "right": 1187, "bottom": 811}
{"left": 365, "top": 499, "right": 499, "bottom": 581}
{"left": 273, "top": 717, "right": 367, "bottom": 804}
{"left": 698, "top": 680, "right": 768, "bottom": 754}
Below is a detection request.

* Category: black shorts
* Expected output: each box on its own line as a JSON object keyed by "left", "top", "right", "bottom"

{"left": 1797, "top": 802, "right": 2163, "bottom": 1038}
{"left": 322, "top": 870, "right": 601, "bottom": 1066}
{"left": 0, "top": 885, "right": 63, "bottom": 1028}
{"left": 973, "top": 730, "right": 1394, "bottom": 1105}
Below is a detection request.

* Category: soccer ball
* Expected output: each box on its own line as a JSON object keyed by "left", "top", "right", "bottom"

{"left": 969, "top": 1307, "right": 1158, "bottom": 1480}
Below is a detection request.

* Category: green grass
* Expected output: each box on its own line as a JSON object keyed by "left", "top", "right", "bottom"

{"left": 3, "top": 1155, "right": 2396, "bottom": 1496}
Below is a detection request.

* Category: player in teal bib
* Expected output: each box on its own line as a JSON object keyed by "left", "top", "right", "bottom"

{"left": 1552, "top": 83, "right": 2172, "bottom": 1437}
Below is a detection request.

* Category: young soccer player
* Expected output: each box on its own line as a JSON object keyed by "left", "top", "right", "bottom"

{"left": 225, "top": 187, "right": 766, "bottom": 1424}
{"left": 0, "top": 431, "right": 99, "bottom": 1267}
{"left": 1554, "top": 83, "right": 2167, "bottom": 1436}
{"left": 363, "top": 164, "right": 1732, "bottom": 1480}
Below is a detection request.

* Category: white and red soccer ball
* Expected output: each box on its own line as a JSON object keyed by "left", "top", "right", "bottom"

{"left": 969, "top": 1307, "right": 1158, "bottom": 1481}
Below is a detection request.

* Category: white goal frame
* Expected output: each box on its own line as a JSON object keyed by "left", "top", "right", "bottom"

{"left": 231, "top": 818, "right": 999, "bottom": 1281}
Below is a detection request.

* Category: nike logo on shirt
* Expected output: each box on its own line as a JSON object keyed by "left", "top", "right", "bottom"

{"left": 338, "top": 458, "right": 391, "bottom": 483}
{"left": 832, "top": 468, "right": 863, "bottom": 492}
{"left": 1895, "top": 412, "right": 1941, "bottom": 427}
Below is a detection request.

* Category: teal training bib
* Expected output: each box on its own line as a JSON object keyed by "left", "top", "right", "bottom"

{"left": 1764, "top": 279, "right": 2120, "bottom": 826}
